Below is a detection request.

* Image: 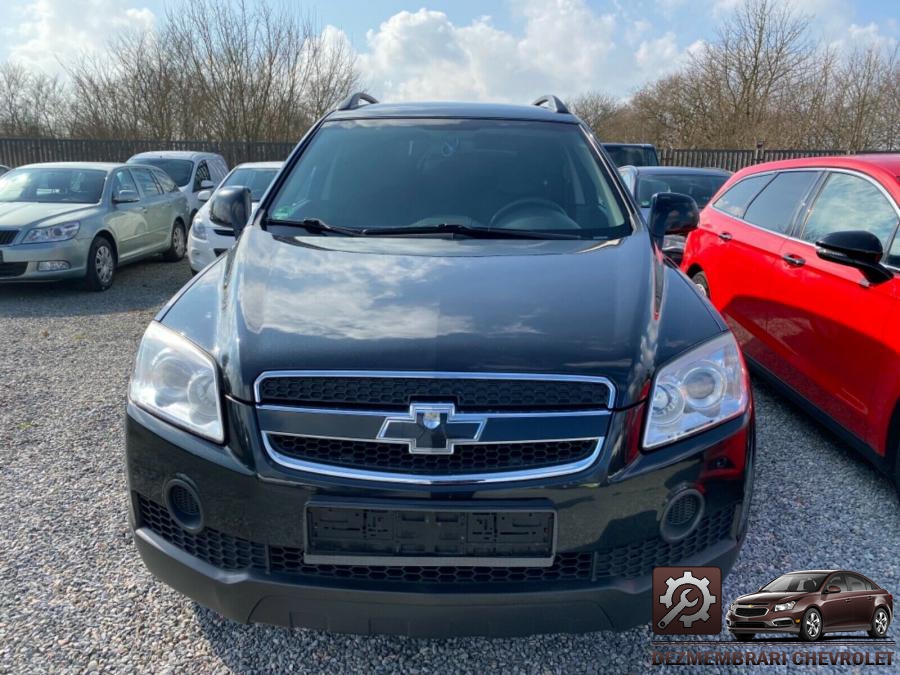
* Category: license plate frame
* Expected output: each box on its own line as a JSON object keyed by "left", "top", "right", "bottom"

{"left": 303, "top": 497, "right": 557, "bottom": 567}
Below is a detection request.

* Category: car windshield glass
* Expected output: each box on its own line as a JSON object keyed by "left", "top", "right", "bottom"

{"left": 222, "top": 168, "right": 279, "bottom": 201}
{"left": 636, "top": 173, "right": 729, "bottom": 208}
{"left": 605, "top": 146, "right": 657, "bottom": 167}
{"left": 267, "top": 119, "right": 630, "bottom": 240}
{"left": 132, "top": 159, "right": 193, "bottom": 186}
{"left": 761, "top": 573, "right": 828, "bottom": 593}
{"left": 0, "top": 168, "right": 107, "bottom": 204}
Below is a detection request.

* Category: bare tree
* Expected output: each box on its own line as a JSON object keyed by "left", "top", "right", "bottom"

{"left": 0, "top": 62, "right": 66, "bottom": 137}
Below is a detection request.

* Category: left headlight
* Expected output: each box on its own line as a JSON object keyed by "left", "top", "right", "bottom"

{"left": 129, "top": 322, "right": 224, "bottom": 443}
{"left": 23, "top": 221, "right": 80, "bottom": 243}
{"left": 643, "top": 332, "right": 749, "bottom": 449}
{"left": 774, "top": 601, "right": 796, "bottom": 612}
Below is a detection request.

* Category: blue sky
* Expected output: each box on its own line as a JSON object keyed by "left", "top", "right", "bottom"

{"left": 2, "top": 1, "right": 897, "bottom": 100}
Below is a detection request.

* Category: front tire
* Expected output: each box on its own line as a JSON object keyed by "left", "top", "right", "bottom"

{"left": 732, "top": 633, "right": 755, "bottom": 641}
{"left": 83, "top": 236, "right": 116, "bottom": 291}
{"left": 868, "top": 607, "right": 890, "bottom": 638}
{"left": 163, "top": 221, "right": 186, "bottom": 262}
{"left": 691, "top": 270, "right": 710, "bottom": 298}
{"left": 800, "top": 608, "right": 823, "bottom": 642}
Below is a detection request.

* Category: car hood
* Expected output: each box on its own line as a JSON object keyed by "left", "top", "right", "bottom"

{"left": 0, "top": 202, "right": 99, "bottom": 227}
{"left": 160, "top": 226, "right": 725, "bottom": 405}
{"left": 734, "top": 592, "right": 808, "bottom": 605}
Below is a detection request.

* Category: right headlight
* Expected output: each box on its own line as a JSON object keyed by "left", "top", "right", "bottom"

{"left": 643, "top": 332, "right": 749, "bottom": 449}
{"left": 129, "top": 322, "right": 223, "bottom": 442}
{"left": 192, "top": 216, "right": 208, "bottom": 240}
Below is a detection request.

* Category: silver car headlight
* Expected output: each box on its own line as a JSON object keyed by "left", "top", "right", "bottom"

{"left": 643, "top": 332, "right": 749, "bottom": 449}
{"left": 129, "top": 322, "right": 223, "bottom": 442}
{"left": 774, "top": 601, "right": 796, "bottom": 612}
{"left": 192, "top": 216, "right": 208, "bottom": 240}
{"left": 23, "top": 221, "right": 80, "bottom": 243}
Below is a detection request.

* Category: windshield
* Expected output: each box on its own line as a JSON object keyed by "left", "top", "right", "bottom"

{"left": 130, "top": 159, "right": 193, "bottom": 187}
{"left": 267, "top": 119, "right": 629, "bottom": 240}
{"left": 222, "top": 167, "right": 279, "bottom": 201}
{"left": 605, "top": 145, "right": 658, "bottom": 167}
{"left": 761, "top": 573, "right": 828, "bottom": 593}
{"left": 636, "top": 172, "right": 729, "bottom": 209}
{"left": 0, "top": 168, "right": 107, "bottom": 204}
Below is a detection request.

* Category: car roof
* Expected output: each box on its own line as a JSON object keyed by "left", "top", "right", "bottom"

{"left": 736, "top": 153, "right": 900, "bottom": 177}
{"left": 783, "top": 570, "right": 838, "bottom": 575}
{"left": 603, "top": 142, "right": 655, "bottom": 148}
{"left": 233, "top": 161, "right": 283, "bottom": 169}
{"left": 17, "top": 161, "right": 121, "bottom": 172}
{"left": 624, "top": 165, "right": 731, "bottom": 176}
{"left": 128, "top": 150, "right": 224, "bottom": 161}
{"left": 327, "top": 101, "right": 580, "bottom": 124}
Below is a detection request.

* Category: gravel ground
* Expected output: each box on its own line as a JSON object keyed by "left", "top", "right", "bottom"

{"left": 0, "top": 258, "right": 897, "bottom": 674}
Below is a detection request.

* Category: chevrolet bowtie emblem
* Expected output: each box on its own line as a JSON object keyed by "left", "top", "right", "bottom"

{"left": 377, "top": 403, "right": 485, "bottom": 455}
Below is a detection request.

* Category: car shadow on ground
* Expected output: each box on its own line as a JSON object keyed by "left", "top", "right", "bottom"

{"left": 0, "top": 257, "right": 192, "bottom": 318}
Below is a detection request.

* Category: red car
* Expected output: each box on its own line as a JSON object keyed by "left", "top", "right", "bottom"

{"left": 681, "top": 155, "right": 900, "bottom": 487}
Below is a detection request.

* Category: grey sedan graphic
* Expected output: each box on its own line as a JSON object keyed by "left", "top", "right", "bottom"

{"left": 0, "top": 162, "right": 189, "bottom": 290}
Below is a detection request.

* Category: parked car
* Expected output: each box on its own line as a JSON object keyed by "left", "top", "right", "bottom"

{"left": 602, "top": 142, "right": 659, "bottom": 167}
{"left": 0, "top": 165, "right": 9, "bottom": 177}
{"left": 0, "top": 162, "right": 189, "bottom": 290}
{"left": 727, "top": 570, "right": 893, "bottom": 642}
{"left": 126, "top": 151, "right": 228, "bottom": 222}
{"left": 188, "top": 161, "right": 281, "bottom": 273}
{"left": 681, "top": 155, "right": 900, "bottom": 488}
{"left": 125, "top": 94, "right": 754, "bottom": 637}
{"left": 619, "top": 165, "right": 731, "bottom": 262}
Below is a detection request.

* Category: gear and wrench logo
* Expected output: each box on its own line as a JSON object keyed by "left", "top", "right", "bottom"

{"left": 652, "top": 567, "right": 722, "bottom": 635}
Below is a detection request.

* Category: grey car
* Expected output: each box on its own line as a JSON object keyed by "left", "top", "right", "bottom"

{"left": 0, "top": 162, "right": 189, "bottom": 290}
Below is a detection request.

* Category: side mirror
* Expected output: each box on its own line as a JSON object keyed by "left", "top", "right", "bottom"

{"left": 197, "top": 189, "right": 212, "bottom": 203}
{"left": 112, "top": 189, "right": 139, "bottom": 204}
{"left": 816, "top": 230, "right": 892, "bottom": 284}
{"left": 825, "top": 585, "right": 841, "bottom": 594}
{"left": 648, "top": 192, "right": 699, "bottom": 245}
{"left": 209, "top": 185, "right": 251, "bottom": 238}
{"left": 200, "top": 179, "right": 215, "bottom": 190}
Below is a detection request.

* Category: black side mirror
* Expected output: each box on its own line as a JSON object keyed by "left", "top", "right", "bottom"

{"left": 648, "top": 192, "right": 699, "bottom": 244}
{"left": 209, "top": 186, "right": 252, "bottom": 238}
{"left": 816, "top": 230, "right": 893, "bottom": 284}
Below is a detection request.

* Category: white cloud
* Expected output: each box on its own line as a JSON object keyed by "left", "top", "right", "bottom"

{"left": 6, "top": 0, "right": 155, "bottom": 73}
{"left": 358, "top": 1, "right": 695, "bottom": 102}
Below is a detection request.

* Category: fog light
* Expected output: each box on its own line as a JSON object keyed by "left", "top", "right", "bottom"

{"left": 660, "top": 488, "right": 705, "bottom": 543}
{"left": 164, "top": 477, "right": 204, "bottom": 533}
{"left": 37, "top": 261, "right": 71, "bottom": 271}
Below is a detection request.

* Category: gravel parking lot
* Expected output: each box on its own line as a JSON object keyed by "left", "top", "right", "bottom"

{"left": 0, "top": 258, "right": 897, "bottom": 674}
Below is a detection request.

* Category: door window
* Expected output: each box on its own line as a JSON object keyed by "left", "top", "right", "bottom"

{"left": 152, "top": 169, "right": 178, "bottom": 193}
{"left": 845, "top": 574, "right": 870, "bottom": 592}
{"left": 743, "top": 171, "right": 820, "bottom": 234}
{"left": 112, "top": 170, "right": 139, "bottom": 201}
{"left": 194, "top": 161, "right": 211, "bottom": 192}
{"left": 827, "top": 574, "right": 848, "bottom": 591}
{"left": 132, "top": 168, "right": 162, "bottom": 196}
{"left": 712, "top": 174, "right": 773, "bottom": 218}
{"left": 888, "top": 230, "right": 900, "bottom": 267}
{"left": 800, "top": 172, "right": 899, "bottom": 249}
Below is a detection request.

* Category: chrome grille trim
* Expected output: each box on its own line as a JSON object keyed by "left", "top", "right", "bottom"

{"left": 254, "top": 371, "right": 614, "bottom": 484}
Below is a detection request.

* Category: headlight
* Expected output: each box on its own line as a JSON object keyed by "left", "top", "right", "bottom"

{"left": 644, "top": 332, "right": 749, "bottom": 449}
{"left": 129, "top": 322, "right": 223, "bottom": 442}
{"left": 23, "top": 221, "right": 80, "bottom": 243}
{"left": 774, "top": 601, "right": 796, "bottom": 612}
{"left": 192, "top": 216, "right": 207, "bottom": 240}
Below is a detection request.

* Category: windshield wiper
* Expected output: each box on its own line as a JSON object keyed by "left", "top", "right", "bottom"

{"left": 359, "top": 223, "right": 579, "bottom": 240}
{"left": 265, "top": 217, "right": 363, "bottom": 237}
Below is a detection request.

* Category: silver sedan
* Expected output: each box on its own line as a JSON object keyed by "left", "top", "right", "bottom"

{"left": 0, "top": 162, "right": 190, "bottom": 290}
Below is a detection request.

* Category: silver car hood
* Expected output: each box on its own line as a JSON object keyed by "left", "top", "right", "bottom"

{"left": 0, "top": 202, "right": 99, "bottom": 227}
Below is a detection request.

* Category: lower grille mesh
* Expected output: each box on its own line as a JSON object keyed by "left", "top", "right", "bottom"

{"left": 266, "top": 435, "right": 598, "bottom": 475}
{"left": 136, "top": 494, "right": 736, "bottom": 585}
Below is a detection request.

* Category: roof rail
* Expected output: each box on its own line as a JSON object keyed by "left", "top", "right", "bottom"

{"left": 532, "top": 95, "right": 570, "bottom": 114}
{"left": 336, "top": 92, "right": 379, "bottom": 111}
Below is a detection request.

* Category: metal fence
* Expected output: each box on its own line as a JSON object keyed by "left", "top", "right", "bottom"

{"left": 0, "top": 137, "right": 890, "bottom": 172}
{"left": 0, "top": 138, "right": 296, "bottom": 169}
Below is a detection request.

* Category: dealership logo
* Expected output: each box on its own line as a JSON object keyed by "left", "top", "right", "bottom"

{"left": 378, "top": 403, "right": 485, "bottom": 454}
{"left": 652, "top": 567, "right": 722, "bottom": 635}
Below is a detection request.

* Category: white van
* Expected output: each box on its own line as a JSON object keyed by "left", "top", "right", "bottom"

{"left": 126, "top": 151, "right": 229, "bottom": 220}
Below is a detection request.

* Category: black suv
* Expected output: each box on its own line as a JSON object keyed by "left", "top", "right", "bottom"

{"left": 126, "top": 94, "right": 755, "bottom": 637}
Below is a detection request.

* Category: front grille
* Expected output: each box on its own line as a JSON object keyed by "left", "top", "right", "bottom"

{"left": 267, "top": 435, "right": 598, "bottom": 475}
{"left": 136, "top": 494, "right": 736, "bottom": 587}
{"left": 257, "top": 375, "right": 612, "bottom": 411}
{"left": 735, "top": 607, "right": 768, "bottom": 617}
{"left": 0, "top": 230, "right": 17, "bottom": 245}
{"left": 735, "top": 621, "right": 766, "bottom": 629}
{"left": 0, "top": 262, "right": 27, "bottom": 277}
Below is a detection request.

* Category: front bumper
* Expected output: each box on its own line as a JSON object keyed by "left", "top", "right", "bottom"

{"left": 0, "top": 238, "right": 90, "bottom": 281}
{"left": 188, "top": 229, "right": 233, "bottom": 272}
{"left": 126, "top": 399, "right": 754, "bottom": 636}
